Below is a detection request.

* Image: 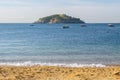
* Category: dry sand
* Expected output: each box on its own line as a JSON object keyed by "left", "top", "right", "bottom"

{"left": 0, "top": 65, "right": 120, "bottom": 80}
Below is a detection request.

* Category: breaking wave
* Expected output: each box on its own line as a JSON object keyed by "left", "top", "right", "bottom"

{"left": 0, "top": 61, "right": 106, "bottom": 67}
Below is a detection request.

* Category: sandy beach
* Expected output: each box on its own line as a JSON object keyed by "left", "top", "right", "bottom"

{"left": 0, "top": 66, "right": 119, "bottom": 80}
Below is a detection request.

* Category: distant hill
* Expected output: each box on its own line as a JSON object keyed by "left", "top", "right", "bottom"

{"left": 34, "top": 14, "right": 85, "bottom": 24}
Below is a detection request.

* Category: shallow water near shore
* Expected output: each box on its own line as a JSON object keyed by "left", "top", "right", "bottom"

{"left": 0, "top": 23, "right": 120, "bottom": 67}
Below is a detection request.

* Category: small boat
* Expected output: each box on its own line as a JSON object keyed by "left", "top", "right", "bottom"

{"left": 80, "top": 24, "right": 86, "bottom": 27}
{"left": 108, "top": 24, "right": 114, "bottom": 27}
{"left": 62, "top": 25, "right": 69, "bottom": 29}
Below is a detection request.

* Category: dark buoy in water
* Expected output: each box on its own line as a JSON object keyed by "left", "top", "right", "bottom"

{"left": 30, "top": 24, "right": 34, "bottom": 26}
{"left": 62, "top": 25, "right": 69, "bottom": 29}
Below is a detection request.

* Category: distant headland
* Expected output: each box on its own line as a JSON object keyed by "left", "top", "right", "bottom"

{"left": 34, "top": 14, "right": 85, "bottom": 24}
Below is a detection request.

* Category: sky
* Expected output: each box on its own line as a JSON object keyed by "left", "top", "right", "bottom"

{"left": 0, "top": 0, "right": 120, "bottom": 23}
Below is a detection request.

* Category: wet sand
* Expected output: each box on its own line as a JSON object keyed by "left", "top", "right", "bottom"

{"left": 0, "top": 65, "right": 120, "bottom": 80}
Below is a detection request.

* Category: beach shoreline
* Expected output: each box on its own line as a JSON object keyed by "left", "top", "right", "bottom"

{"left": 0, "top": 65, "right": 120, "bottom": 80}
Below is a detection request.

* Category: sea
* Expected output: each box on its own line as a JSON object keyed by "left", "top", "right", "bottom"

{"left": 0, "top": 23, "right": 120, "bottom": 67}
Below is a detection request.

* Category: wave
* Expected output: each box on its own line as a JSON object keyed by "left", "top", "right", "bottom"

{"left": 0, "top": 61, "right": 106, "bottom": 67}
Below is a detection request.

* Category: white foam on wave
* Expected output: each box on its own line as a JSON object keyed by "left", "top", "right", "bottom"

{"left": 0, "top": 61, "right": 106, "bottom": 67}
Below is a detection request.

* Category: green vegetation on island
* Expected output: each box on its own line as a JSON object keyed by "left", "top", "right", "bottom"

{"left": 34, "top": 14, "right": 85, "bottom": 24}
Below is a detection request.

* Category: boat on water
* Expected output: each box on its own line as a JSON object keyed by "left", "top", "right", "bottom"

{"left": 108, "top": 24, "right": 114, "bottom": 27}
{"left": 80, "top": 24, "right": 86, "bottom": 27}
{"left": 62, "top": 25, "right": 69, "bottom": 29}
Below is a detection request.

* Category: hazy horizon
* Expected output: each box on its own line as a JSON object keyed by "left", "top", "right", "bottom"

{"left": 0, "top": 0, "right": 120, "bottom": 23}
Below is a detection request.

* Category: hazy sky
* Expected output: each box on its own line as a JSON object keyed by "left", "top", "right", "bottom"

{"left": 0, "top": 0, "right": 120, "bottom": 23}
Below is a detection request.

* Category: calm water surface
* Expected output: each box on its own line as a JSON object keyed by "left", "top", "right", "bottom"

{"left": 0, "top": 23, "right": 120, "bottom": 66}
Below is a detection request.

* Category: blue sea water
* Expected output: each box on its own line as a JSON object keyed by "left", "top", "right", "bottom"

{"left": 0, "top": 23, "right": 120, "bottom": 67}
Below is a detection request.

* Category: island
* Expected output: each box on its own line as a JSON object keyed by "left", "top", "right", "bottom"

{"left": 34, "top": 14, "right": 85, "bottom": 24}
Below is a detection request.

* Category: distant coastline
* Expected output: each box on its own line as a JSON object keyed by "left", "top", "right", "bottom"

{"left": 34, "top": 14, "right": 85, "bottom": 24}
